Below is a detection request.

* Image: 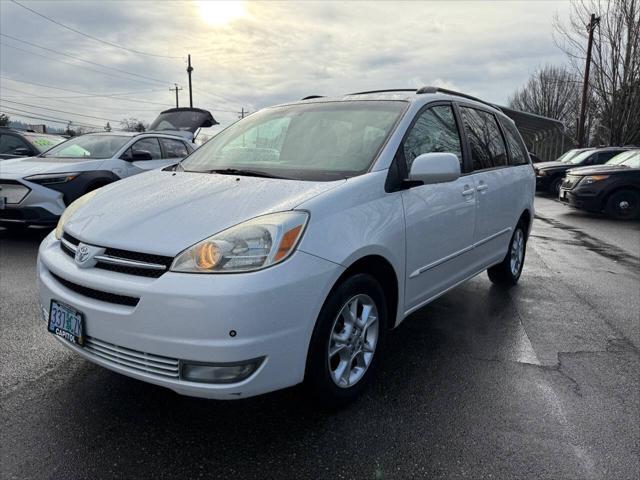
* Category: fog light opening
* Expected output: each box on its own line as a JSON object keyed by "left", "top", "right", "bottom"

{"left": 180, "top": 357, "right": 264, "bottom": 384}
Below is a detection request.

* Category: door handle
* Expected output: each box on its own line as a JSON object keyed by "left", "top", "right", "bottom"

{"left": 462, "top": 188, "right": 475, "bottom": 196}
{"left": 476, "top": 184, "right": 488, "bottom": 192}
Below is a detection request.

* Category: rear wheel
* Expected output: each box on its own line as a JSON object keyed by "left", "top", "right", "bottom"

{"left": 605, "top": 189, "right": 640, "bottom": 220}
{"left": 305, "top": 274, "right": 386, "bottom": 409}
{"left": 487, "top": 223, "right": 527, "bottom": 287}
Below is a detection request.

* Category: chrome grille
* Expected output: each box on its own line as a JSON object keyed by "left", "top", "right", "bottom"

{"left": 61, "top": 232, "right": 172, "bottom": 278}
{"left": 562, "top": 175, "right": 582, "bottom": 190}
{"left": 84, "top": 337, "right": 180, "bottom": 378}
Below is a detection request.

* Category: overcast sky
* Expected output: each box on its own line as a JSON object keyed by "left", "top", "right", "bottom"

{"left": 0, "top": 0, "right": 572, "bottom": 133}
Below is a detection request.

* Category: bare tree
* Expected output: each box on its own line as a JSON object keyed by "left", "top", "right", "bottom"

{"left": 555, "top": 0, "right": 640, "bottom": 146}
{"left": 120, "top": 118, "right": 148, "bottom": 132}
{"left": 508, "top": 64, "right": 584, "bottom": 142}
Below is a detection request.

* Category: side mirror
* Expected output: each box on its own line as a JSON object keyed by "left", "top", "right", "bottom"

{"left": 12, "top": 147, "right": 31, "bottom": 156}
{"left": 130, "top": 150, "right": 153, "bottom": 161}
{"left": 408, "top": 152, "right": 461, "bottom": 185}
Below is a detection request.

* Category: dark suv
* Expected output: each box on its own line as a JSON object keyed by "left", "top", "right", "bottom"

{"left": 559, "top": 150, "right": 640, "bottom": 219}
{"left": 535, "top": 147, "right": 629, "bottom": 195}
{"left": 0, "top": 128, "right": 66, "bottom": 159}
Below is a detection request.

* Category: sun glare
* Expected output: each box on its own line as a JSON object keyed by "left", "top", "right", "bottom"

{"left": 198, "top": 1, "right": 247, "bottom": 27}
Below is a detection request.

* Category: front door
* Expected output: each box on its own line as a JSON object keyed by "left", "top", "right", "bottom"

{"left": 401, "top": 104, "right": 477, "bottom": 312}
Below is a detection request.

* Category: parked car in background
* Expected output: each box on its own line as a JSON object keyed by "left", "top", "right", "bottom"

{"left": 0, "top": 127, "right": 66, "bottom": 159}
{"left": 535, "top": 147, "right": 628, "bottom": 195}
{"left": 559, "top": 150, "right": 640, "bottom": 219}
{"left": 37, "top": 87, "right": 535, "bottom": 406}
{"left": 0, "top": 131, "right": 194, "bottom": 229}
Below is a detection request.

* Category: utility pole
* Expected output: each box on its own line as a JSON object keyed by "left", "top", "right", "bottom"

{"left": 239, "top": 108, "right": 245, "bottom": 119}
{"left": 577, "top": 13, "right": 600, "bottom": 148}
{"left": 187, "top": 54, "right": 194, "bottom": 108}
{"left": 169, "top": 83, "right": 183, "bottom": 108}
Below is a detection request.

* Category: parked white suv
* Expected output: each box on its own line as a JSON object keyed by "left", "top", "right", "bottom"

{"left": 37, "top": 87, "right": 534, "bottom": 406}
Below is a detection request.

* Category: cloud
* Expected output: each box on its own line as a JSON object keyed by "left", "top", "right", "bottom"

{"left": 0, "top": 0, "right": 572, "bottom": 133}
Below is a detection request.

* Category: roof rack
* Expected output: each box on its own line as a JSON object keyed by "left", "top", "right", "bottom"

{"left": 348, "top": 89, "right": 416, "bottom": 96}
{"left": 416, "top": 86, "right": 500, "bottom": 110}
{"left": 301, "top": 95, "right": 325, "bottom": 100}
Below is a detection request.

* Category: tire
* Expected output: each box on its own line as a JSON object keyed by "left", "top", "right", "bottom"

{"left": 605, "top": 189, "right": 640, "bottom": 220}
{"left": 487, "top": 222, "right": 527, "bottom": 287}
{"left": 548, "top": 177, "right": 563, "bottom": 196}
{"left": 305, "top": 273, "right": 387, "bottom": 409}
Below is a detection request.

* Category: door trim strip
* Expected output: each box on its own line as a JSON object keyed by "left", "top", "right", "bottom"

{"left": 408, "top": 227, "right": 512, "bottom": 279}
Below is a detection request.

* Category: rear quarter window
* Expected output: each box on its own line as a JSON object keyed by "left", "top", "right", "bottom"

{"left": 500, "top": 119, "right": 529, "bottom": 166}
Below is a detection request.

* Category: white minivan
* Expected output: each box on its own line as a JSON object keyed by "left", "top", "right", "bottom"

{"left": 37, "top": 87, "right": 534, "bottom": 406}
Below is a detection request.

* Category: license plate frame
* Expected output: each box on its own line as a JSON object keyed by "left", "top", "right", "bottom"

{"left": 48, "top": 299, "right": 85, "bottom": 346}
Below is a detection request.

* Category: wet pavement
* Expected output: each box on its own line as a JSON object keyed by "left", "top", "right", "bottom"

{"left": 1, "top": 197, "right": 638, "bottom": 479}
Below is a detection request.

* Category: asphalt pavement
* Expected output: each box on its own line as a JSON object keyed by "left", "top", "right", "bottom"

{"left": 1, "top": 196, "right": 638, "bottom": 480}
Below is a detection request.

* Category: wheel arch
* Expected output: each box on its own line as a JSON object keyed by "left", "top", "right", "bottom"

{"left": 518, "top": 208, "right": 533, "bottom": 237}
{"left": 331, "top": 254, "right": 400, "bottom": 330}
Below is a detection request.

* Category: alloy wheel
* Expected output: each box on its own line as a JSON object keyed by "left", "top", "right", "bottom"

{"left": 510, "top": 229, "right": 525, "bottom": 277}
{"left": 328, "top": 294, "right": 379, "bottom": 388}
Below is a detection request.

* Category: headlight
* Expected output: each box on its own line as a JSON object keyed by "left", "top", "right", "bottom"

{"left": 582, "top": 175, "right": 609, "bottom": 185}
{"left": 54, "top": 190, "right": 98, "bottom": 240}
{"left": 171, "top": 211, "right": 309, "bottom": 273}
{"left": 537, "top": 170, "right": 547, "bottom": 177}
{"left": 25, "top": 172, "right": 80, "bottom": 185}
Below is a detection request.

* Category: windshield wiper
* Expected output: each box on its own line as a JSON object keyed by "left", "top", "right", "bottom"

{"left": 207, "top": 168, "right": 288, "bottom": 179}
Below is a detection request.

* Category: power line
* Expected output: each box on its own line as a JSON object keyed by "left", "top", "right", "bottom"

{"left": 0, "top": 98, "right": 123, "bottom": 123}
{"left": 1, "top": 107, "right": 103, "bottom": 129}
{"left": 10, "top": 0, "right": 182, "bottom": 60}
{"left": 0, "top": 84, "right": 167, "bottom": 100}
{"left": 0, "top": 34, "right": 174, "bottom": 85}
{"left": 0, "top": 86, "right": 162, "bottom": 112}
{"left": 0, "top": 76, "right": 173, "bottom": 107}
{"left": 1, "top": 41, "right": 164, "bottom": 87}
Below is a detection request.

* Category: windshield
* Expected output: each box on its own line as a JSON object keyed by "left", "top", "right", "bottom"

{"left": 618, "top": 151, "right": 640, "bottom": 168}
{"left": 180, "top": 101, "right": 406, "bottom": 181}
{"left": 565, "top": 150, "right": 599, "bottom": 165}
{"left": 557, "top": 149, "right": 584, "bottom": 163}
{"left": 42, "top": 134, "right": 130, "bottom": 159}
{"left": 606, "top": 150, "right": 637, "bottom": 165}
{"left": 25, "top": 135, "right": 66, "bottom": 153}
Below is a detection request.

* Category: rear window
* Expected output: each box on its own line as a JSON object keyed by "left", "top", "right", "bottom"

{"left": 460, "top": 107, "right": 508, "bottom": 170}
{"left": 500, "top": 119, "right": 529, "bottom": 166}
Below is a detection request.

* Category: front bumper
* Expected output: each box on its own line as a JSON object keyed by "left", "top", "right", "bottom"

{"left": 559, "top": 188, "right": 603, "bottom": 212}
{"left": 535, "top": 175, "right": 552, "bottom": 190}
{"left": 37, "top": 231, "right": 344, "bottom": 399}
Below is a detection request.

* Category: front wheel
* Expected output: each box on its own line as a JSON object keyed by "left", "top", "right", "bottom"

{"left": 487, "top": 223, "right": 527, "bottom": 287}
{"left": 548, "top": 177, "right": 563, "bottom": 196}
{"left": 605, "top": 189, "right": 640, "bottom": 220}
{"left": 305, "top": 274, "right": 387, "bottom": 409}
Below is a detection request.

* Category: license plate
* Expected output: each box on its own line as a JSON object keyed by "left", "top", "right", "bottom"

{"left": 48, "top": 300, "right": 84, "bottom": 346}
{"left": 560, "top": 190, "right": 566, "bottom": 199}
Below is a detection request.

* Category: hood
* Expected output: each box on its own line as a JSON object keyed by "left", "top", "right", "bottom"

{"left": 534, "top": 161, "right": 568, "bottom": 171}
{"left": 65, "top": 170, "right": 344, "bottom": 255}
{"left": 0, "top": 156, "right": 104, "bottom": 179}
{"left": 567, "top": 165, "right": 637, "bottom": 176}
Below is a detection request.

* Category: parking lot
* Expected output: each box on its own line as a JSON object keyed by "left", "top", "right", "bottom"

{"left": 0, "top": 196, "right": 638, "bottom": 480}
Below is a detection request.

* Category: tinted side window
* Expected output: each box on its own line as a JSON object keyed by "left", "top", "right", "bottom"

{"left": 460, "top": 107, "right": 508, "bottom": 170}
{"left": 160, "top": 138, "right": 189, "bottom": 158}
{"left": 0, "top": 134, "right": 31, "bottom": 154}
{"left": 403, "top": 105, "right": 462, "bottom": 171}
{"left": 131, "top": 138, "right": 162, "bottom": 160}
{"left": 501, "top": 119, "right": 529, "bottom": 166}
